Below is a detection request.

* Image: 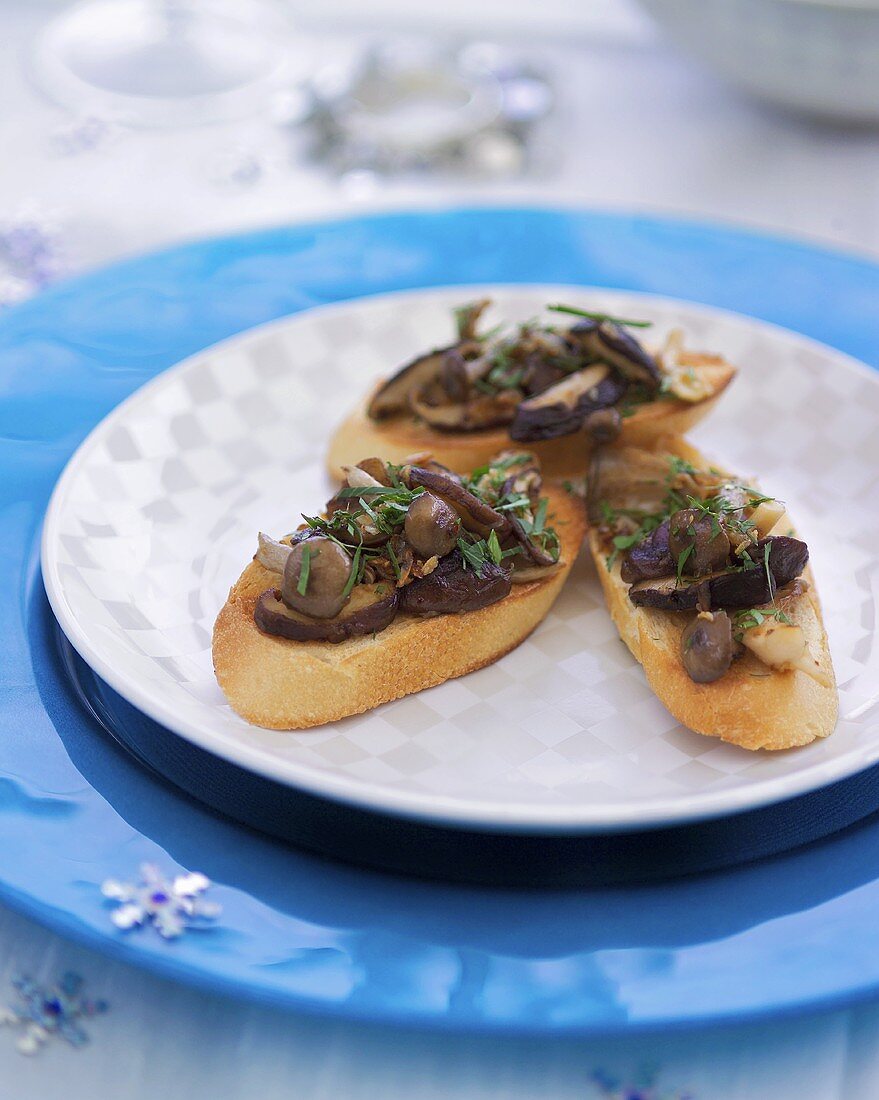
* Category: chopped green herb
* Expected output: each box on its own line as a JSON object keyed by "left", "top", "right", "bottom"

{"left": 487, "top": 529, "right": 503, "bottom": 566}
{"left": 733, "top": 605, "right": 792, "bottom": 640}
{"left": 296, "top": 545, "right": 313, "bottom": 596}
{"left": 546, "top": 303, "right": 653, "bottom": 329}
{"left": 340, "top": 545, "right": 361, "bottom": 600}
{"left": 386, "top": 540, "right": 402, "bottom": 583}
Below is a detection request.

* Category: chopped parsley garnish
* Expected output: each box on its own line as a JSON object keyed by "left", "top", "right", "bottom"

{"left": 386, "top": 539, "right": 402, "bottom": 583}
{"left": 340, "top": 545, "right": 362, "bottom": 600}
{"left": 733, "top": 606, "right": 792, "bottom": 640}
{"left": 296, "top": 545, "right": 313, "bottom": 595}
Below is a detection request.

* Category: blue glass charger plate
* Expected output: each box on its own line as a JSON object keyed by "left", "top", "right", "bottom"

{"left": 4, "top": 206, "right": 879, "bottom": 1032}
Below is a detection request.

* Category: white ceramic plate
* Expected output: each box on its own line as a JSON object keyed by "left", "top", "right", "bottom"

{"left": 41, "top": 285, "right": 879, "bottom": 833}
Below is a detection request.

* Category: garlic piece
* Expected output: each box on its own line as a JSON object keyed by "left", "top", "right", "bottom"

{"left": 750, "top": 498, "right": 787, "bottom": 537}
{"left": 256, "top": 531, "right": 293, "bottom": 574}
{"left": 342, "top": 464, "right": 383, "bottom": 489}
{"left": 741, "top": 621, "right": 831, "bottom": 687}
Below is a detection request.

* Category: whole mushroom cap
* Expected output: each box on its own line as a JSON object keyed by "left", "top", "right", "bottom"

{"left": 281, "top": 536, "right": 353, "bottom": 619}
{"left": 404, "top": 491, "right": 461, "bottom": 560}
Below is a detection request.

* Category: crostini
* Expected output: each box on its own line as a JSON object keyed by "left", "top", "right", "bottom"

{"left": 327, "top": 300, "right": 736, "bottom": 480}
{"left": 586, "top": 437, "right": 837, "bottom": 750}
{"left": 214, "top": 451, "right": 586, "bottom": 729}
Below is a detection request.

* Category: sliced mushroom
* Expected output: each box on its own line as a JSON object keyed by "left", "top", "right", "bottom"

{"left": 355, "top": 457, "right": 393, "bottom": 486}
{"left": 681, "top": 611, "right": 734, "bottom": 683}
{"left": 256, "top": 583, "right": 399, "bottom": 643}
{"left": 454, "top": 298, "right": 491, "bottom": 341}
{"left": 590, "top": 446, "right": 681, "bottom": 517}
{"left": 280, "top": 537, "right": 354, "bottom": 619}
{"left": 440, "top": 349, "right": 472, "bottom": 403}
{"left": 409, "top": 387, "right": 520, "bottom": 432}
{"left": 402, "top": 454, "right": 465, "bottom": 485}
{"left": 510, "top": 364, "right": 627, "bottom": 442}
{"left": 584, "top": 407, "right": 622, "bottom": 445}
{"left": 509, "top": 516, "right": 557, "bottom": 567}
{"left": 668, "top": 507, "right": 732, "bottom": 576}
{"left": 403, "top": 465, "right": 511, "bottom": 538}
{"left": 401, "top": 550, "right": 511, "bottom": 615}
{"left": 367, "top": 346, "right": 456, "bottom": 420}
{"left": 629, "top": 536, "right": 809, "bottom": 611}
{"left": 569, "top": 319, "right": 662, "bottom": 389}
{"left": 620, "top": 521, "right": 673, "bottom": 583}
{"left": 521, "top": 352, "right": 569, "bottom": 396}
{"left": 404, "top": 491, "right": 461, "bottom": 559}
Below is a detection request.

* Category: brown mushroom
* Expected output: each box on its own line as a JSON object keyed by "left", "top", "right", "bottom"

{"left": 256, "top": 583, "right": 399, "bottom": 642}
{"left": 367, "top": 347, "right": 456, "bottom": 420}
{"left": 620, "top": 521, "right": 673, "bottom": 583}
{"left": 681, "top": 611, "right": 734, "bottom": 683}
{"left": 568, "top": 319, "right": 662, "bottom": 389}
{"left": 403, "top": 465, "right": 511, "bottom": 538}
{"left": 280, "top": 537, "right": 354, "bottom": 619}
{"left": 404, "top": 491, "right": 461, "bottom": 559}
{"left": 409, "top": 387, "right": 520, "bottom": 432}
{"left": 401, "top": 550, "right": 511, "bottom": 615}
{"left": 584, "top": 406, "right": 622, "bottom": 445}
{"left": 668, "top": 507, "right": 732, "bottom": 576}
{"left": 510, "top": 364, "right": 627, "bottom": 442}
{"left": 629, "top": 536, "right": 809, "bottom": 611}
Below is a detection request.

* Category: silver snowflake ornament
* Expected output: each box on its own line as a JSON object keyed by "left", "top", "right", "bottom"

{"left": 1, "top": 972, "right": 107, "bottom": 1055}
{"left": 102, "top": 863, "right": 221, "bottom": 939}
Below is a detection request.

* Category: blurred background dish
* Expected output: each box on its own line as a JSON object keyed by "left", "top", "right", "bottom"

{"left": 639, "top": 0, "right": 879, "bottom": 122}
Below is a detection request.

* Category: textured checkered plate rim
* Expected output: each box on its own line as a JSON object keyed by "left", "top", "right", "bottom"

{"left": 41, "top": 285, "right": 879, "bottom": 833}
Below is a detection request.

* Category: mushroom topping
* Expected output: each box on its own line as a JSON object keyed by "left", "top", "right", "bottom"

{"left": 569, "top": 319, "right": 662, "bottom": 389}
{"left": 404, "top": 491, "right": 461, "bottom": 559}
{"left": 403, "top": 465, "right": 511, "bottom": 538}
{"left": 681, "top": 611, "right": 734, "bottom": 683}
{"left": 510, "top": 365, "right": 627, "bottom": 442}
{"left": 584, "top": 407, "right": 622, "bottom": 445}
{"left": 454, "top": 298, "right": 491, "bottom": 341}
{"left": 668, "top": 507, "right": 732, "bottom": 576}
{"left": 409, "top": 387, "right": 520, "bottom": 432}
{"left": 400, "top": 551, "right": 511, "bottom": 615}
{"left": 509, "top": 516, "right": 557, "bottom": 567}
{"left": 367, "top": 348, "right": 455, "bottom": 420}
{"left": 620, "top": 521, "right": 673, "bottom": 583}
{"left": 256, "top": 583, "right": 399, "bottom": 643}
{"left": 280, "top": 537, "right": 354, "bottom": 620}
{"left": 439, "top": 349, "right": 472, "bottom": 403}
{"left": 629, "top": 536, "right": 809, "bottom": 611}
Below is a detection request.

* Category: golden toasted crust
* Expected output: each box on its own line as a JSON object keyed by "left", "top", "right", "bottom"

{"left": 326, "top": 356, "right": 735, "bottom": 480}
{"left": 586, "top": 441, "right": 838, "bottom": 751}
{"left": 213, "top": 486, "right": 586, "bottom": 730}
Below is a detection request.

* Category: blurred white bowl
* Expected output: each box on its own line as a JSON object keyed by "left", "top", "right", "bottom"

{"left": 639, "top": 0, "right": 879, "bottom": 122}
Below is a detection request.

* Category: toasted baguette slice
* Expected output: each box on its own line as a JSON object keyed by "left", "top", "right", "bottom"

{"left": 214, "top": 484, "right": 585, "bottom": 730}
{"left": 587, "top": 438, "right": 837, "bottom": 751}
{"left": 327, "top": 354, "right": 735, "bottom": 480}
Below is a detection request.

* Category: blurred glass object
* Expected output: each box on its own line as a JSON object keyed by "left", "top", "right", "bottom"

{"left": 638, "top": 0, "right": 879, "bottom": 123}
{"left": 298, "top": 40, "right": 553, "bottom": 178}
{"left": 34, "top": 0, "right": 294, "bottom": 127}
